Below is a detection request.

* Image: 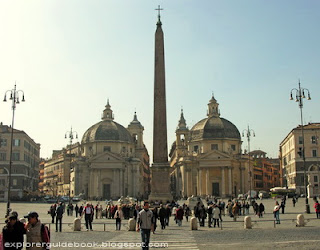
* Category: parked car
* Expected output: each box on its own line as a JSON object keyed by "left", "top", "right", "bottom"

{"left": 72, "top": 196, "right": 82, "bottom": 202}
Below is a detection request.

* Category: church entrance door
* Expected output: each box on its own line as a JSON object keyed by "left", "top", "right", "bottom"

{"left": 103, "top": 184, "right": 111, "bottom": 199}
{"left": 212, "top": 182, "right": 219, "bottom": 196}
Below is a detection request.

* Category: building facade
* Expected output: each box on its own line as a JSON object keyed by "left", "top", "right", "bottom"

{"left": 250, "top": 150, "right": 281, "bottom": 192}
{"left": 0, "top": 123, "right": 40, "bottom": 201}
{"left": 43, "top": 102, "right": 151, "bottom": 200}
{"left": 169, "top": 96, "right": 249, "bottom": 199}
{"left": 280, "top": 123, "right": 320, "bottom": 197}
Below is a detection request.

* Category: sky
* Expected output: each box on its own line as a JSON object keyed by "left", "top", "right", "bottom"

{"left": 0, "top": 0, "right": 320, "bottom": 160}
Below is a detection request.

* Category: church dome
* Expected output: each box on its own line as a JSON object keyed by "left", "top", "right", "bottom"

{"left": 190, "top": 95, "right": 240, "bottom": 141}
{"left": 81, "top": 100, "right": 133, "bottom": 144}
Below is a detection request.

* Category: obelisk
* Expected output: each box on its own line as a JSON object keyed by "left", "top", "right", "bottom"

{"left": 149, "top": 6, "right": 172, "bottom": 202}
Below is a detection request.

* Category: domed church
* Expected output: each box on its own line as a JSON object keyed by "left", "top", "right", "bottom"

{"left": 169, "top": 95, "right": 249, "bottom": 198}
{"left": 73, "top": 100, "right": 150, "bottom": 200}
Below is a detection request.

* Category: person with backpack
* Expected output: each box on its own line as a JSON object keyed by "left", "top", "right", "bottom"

{"left": 49, "top": 204, "right": 56, "bottom": 224}
{"left": 82, "top": 203, "right": 94, "bottom": 231}
{"left": 314, "top": 200, "right": 320, "bottom": 218}
{"left": 24, "top": 211, "right": 50, "bottom": 250}
{"left": 55, "top": 202, "right": 64, "bottom": 232}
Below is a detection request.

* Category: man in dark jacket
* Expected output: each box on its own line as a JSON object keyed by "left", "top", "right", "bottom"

{"left": 56, "top": 202, "right": 64, "bottom": 232}
{"left": 2, "top": 212, "right": 26, "bottom": 250}
{"left": 158, "top": 205, "right": 167, "bottom": 229}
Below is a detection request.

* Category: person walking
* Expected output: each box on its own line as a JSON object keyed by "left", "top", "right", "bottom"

{"left": 213, "top": 204, "right": 220, "bottom": 228}
{"left": 49, "top": 204, "right": 56, "bottom": 224}
{"left": 24, "top": 211, "right": 50, "bottom": 250}
{"left": 75, "top": 204, "right": 79, "bottom": 217}
{"left": 273, "top": 201, "right": 281, "bottom": 224}
{"left": 292, "top": 197, "right": 296, "bottom": 207}
{"left": 314, "top": 200, "right": 320, "bottom": 218}
{"left": 165, "top": 205, "right": 171, "bottom": 226}
{"left": 136, "top": 201, "right": 154, "bottom": 250}
{"left": 82, "top": 203, "right": 94, "bottom": 231}
{"left": 152, "top": 207, "right": 158, "bottom": 233}
{"left": 175, "top": 206, "right": 184, "bottom": 227}
{"left": 78, "top": 204, "right": 84, "bottom": 217}
{"left": 158, "top": 205, "right": 167, "bottom": 230}
{"left": 207, "top": 204, "right": 213, "bottom": 228}
{"left": 114, "top": 206, "right": 124, "bottom": 230}
{"left": 199, "top": 205, "right": 207, "bottom": 227}
{"left": 55, "top": 202, "right": 64, "bottom": 232}
{"left": 2, "top": 211, "right": 26, "bottom": 250}
{"left": 259, "top": 203, "right": 265, "bottom": 218}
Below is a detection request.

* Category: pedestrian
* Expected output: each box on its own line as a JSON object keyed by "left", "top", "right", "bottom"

{"left": 95, "top": 204, "right": 99, "bottom": 219}
{"left": 292, "top": 197, "right": 296, "bottom": 207}
{"left": 2, "top": 211, "right": 26, "bottom": 250}
{"left": 78, "top": 204, "right": 83, "bottom": 217}
{"left": 49, "top": 204, "right": 56, "bottom": 224}
{"left": 213, "top": 204, "right": 220, "bottom": 228}
{"left": 199, "top": 205, "right": 207, "bottom": 227}
{"left": 82, "top": 202, "right": 94, "bottom": 231}
{"left": 232, "top": 202, "right": 239, "bottom": 221}
{"left": 136, "top": 201, "right": 154, "bottom": 250}
{"left": 165, "top": 205, "right": 171, "bottom": 226}
{"left": 24, "top": 211, "right": 50, "bottom": 250}
{"left": 175, "top": 206, "right": 184, "bottom": 227}
{"left": 207, "top": 204, "right": 213, "bottom": 228}
{"left": 273, "top": 201, "right": 281, "bottom": 224}
{"left": 280, "top": 201, "right": 285, "bottom": 214}
{"left": 171, "top": 205, "right": 177, "bottom": 224}
{"left": 158, "top": 205, "right": 167, "bottom": 230}
{"left": 75, "top": 204, "right": 79, "bottom": 217}
{"left": 185, "top": 206, "right": 191, "bottom": 222}
{"left": 152, "top": 207, "right": 158, "bottom": 233}
{"left": 259, "top": 203, "right": 265, "bottom": 218}
{"left": 114, "top": 206, "right": 124, "bottom": 230}
{"left": 313, "top": 200, "right": 320, "bottom": 219}
{"left": 245, "top": 202, "right": 250, "bottom": 215}
{"left": 98, "top": 205, "right": 103, "bottom": 219}
{"left": 55, "top": 202, "right": 64, "bottom": 232}
{"left": 70, "top": 203, "right": 74, "bottom": 216}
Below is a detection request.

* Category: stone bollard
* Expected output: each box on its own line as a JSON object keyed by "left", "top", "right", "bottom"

{"left": 73, "top": 218, "right": 81, "bottom": 231}
{"left": 296, "top": 214, "right": 305, "bottom": 227}
{"left": 128, "top": 218, "right": 136, "bottom": 231}
{"left": 244, "top": 216, "right": 252, "bottom": 229}
{"left": 190, "top": 217, "right": 198, "bottom": 230}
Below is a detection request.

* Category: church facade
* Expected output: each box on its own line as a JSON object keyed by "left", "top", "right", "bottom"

{"left": 72, "top": 101, "right": 151, "bottom": 200}
{"left": 169, "top": 96, "right": 249, "bottom": 199}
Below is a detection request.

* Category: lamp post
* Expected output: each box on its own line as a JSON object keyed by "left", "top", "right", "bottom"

{"left": 290, "top": 80, "right": 311, "bottom": 213}
{"left": 65, "top": 127, "right": 78, "bottom": 204}
{"left": 242, "top": 125, "right": 255, "bottom": 199}
{"left": 3, "top": 84, "right": 25, "bottom": 217}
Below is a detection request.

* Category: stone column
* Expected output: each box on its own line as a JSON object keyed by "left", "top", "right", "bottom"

{"left": 176, "top": 166, "right": 180, "bottom": 196}
{"left": 228, "top": 167, "right": 232, "bottom": 196}
{"left": 112, "top": 169, "right": 116, "bottom": 198}
{"left": 182, "top": 167, "right": 186, "bottom": 197}
{"left": 206, "top": 168, "right": 209, "bottom": 195}
{"left": 199, "top": 168, "right": 202, "bottom": 195}
{"left": 221, "top": 167, "right": 226, "bottom": 197}
{"left": 119, "top": 169, "right": 123, "bottom": 196}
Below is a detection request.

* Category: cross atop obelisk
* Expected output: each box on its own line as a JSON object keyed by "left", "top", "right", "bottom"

{"left": 155, "top": 5, "right": 163, "bottom": 25}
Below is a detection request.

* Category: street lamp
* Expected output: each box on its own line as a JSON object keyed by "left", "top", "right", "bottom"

{"left": 290, "top": 80, "right": 311, "bottom": 213}
{"left": 65, "top": 127, "right": 78, "bottom": 204}
{"left": 242, "top": 125, "right": 255, "bottom": 199}
{"left": 3, "top": 84, "right": 25, "bottom": 217}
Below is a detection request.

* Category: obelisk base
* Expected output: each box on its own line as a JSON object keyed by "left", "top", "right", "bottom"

{"left": 148, "top": 163, "right": 173, "bottom": 203}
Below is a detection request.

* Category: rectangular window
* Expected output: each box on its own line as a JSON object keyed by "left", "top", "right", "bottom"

{"left": 0, "top": 153, "right": 6, "bottom": 161}
{"left": 312, "top": 150, "right": 317, "bottom": 157}
{"left": 13, "top": 139, "right": 20, "bottom": 146}
{"left": 299, "top": 136, "right": 303, "bottom": 144}
{"left": 103, "top": 146, "right": 111, "bottom": 152}
{"left": 211, "top": 144, "right": 218, "bottom": 150}
{"left": 231, "top": 145, "right": 236, "bottom": 151}
{"left": 12, "top": 179, "right": 17, "bottom": 186}
{"left": 12, "top": 152, "right": 20, "bottom": 161}
{"left": 0, "top": 139, "right": 7, "bottom": 147}
{"left": 314, "top": 176, "right": 318, "bottom": 183}
{"left": 311, "top": 136, "right": 317, "bottom": 144}
{"left": 193, "top": 145, "right": 199, "bottom": 152}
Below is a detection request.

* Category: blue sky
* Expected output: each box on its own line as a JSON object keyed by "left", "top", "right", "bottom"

{"left": 0, "top": 0, "right": 319, "bottom": 159}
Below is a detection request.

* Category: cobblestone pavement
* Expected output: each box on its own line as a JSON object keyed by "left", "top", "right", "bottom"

{"left": 1, "top": 198, "right": 320, "bottom": 249}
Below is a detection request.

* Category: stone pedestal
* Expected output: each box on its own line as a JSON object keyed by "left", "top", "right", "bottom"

{"left": 190, "top": 217, "right": 198, "bottom": 230}
{"left": 73, "top": 218, "right": 81, "bottom": 231}
{"left": 128, "top": 218, "right": 136, "bottom": 231}
{"left": 148, "top": 163, "right": 172, "bottom": 203}
{"left": 296, "top": 214, "right": 305, "bottom": 227}
{"left": 244, "top": 216, "right": 252, "bottom": 229}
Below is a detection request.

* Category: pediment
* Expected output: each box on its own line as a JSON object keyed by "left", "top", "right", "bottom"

{"left": 198, "top": 150, "right": 231, "bottom": 160}
{"left": 88, "top": 151, "right": 125, "bottom": 164}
